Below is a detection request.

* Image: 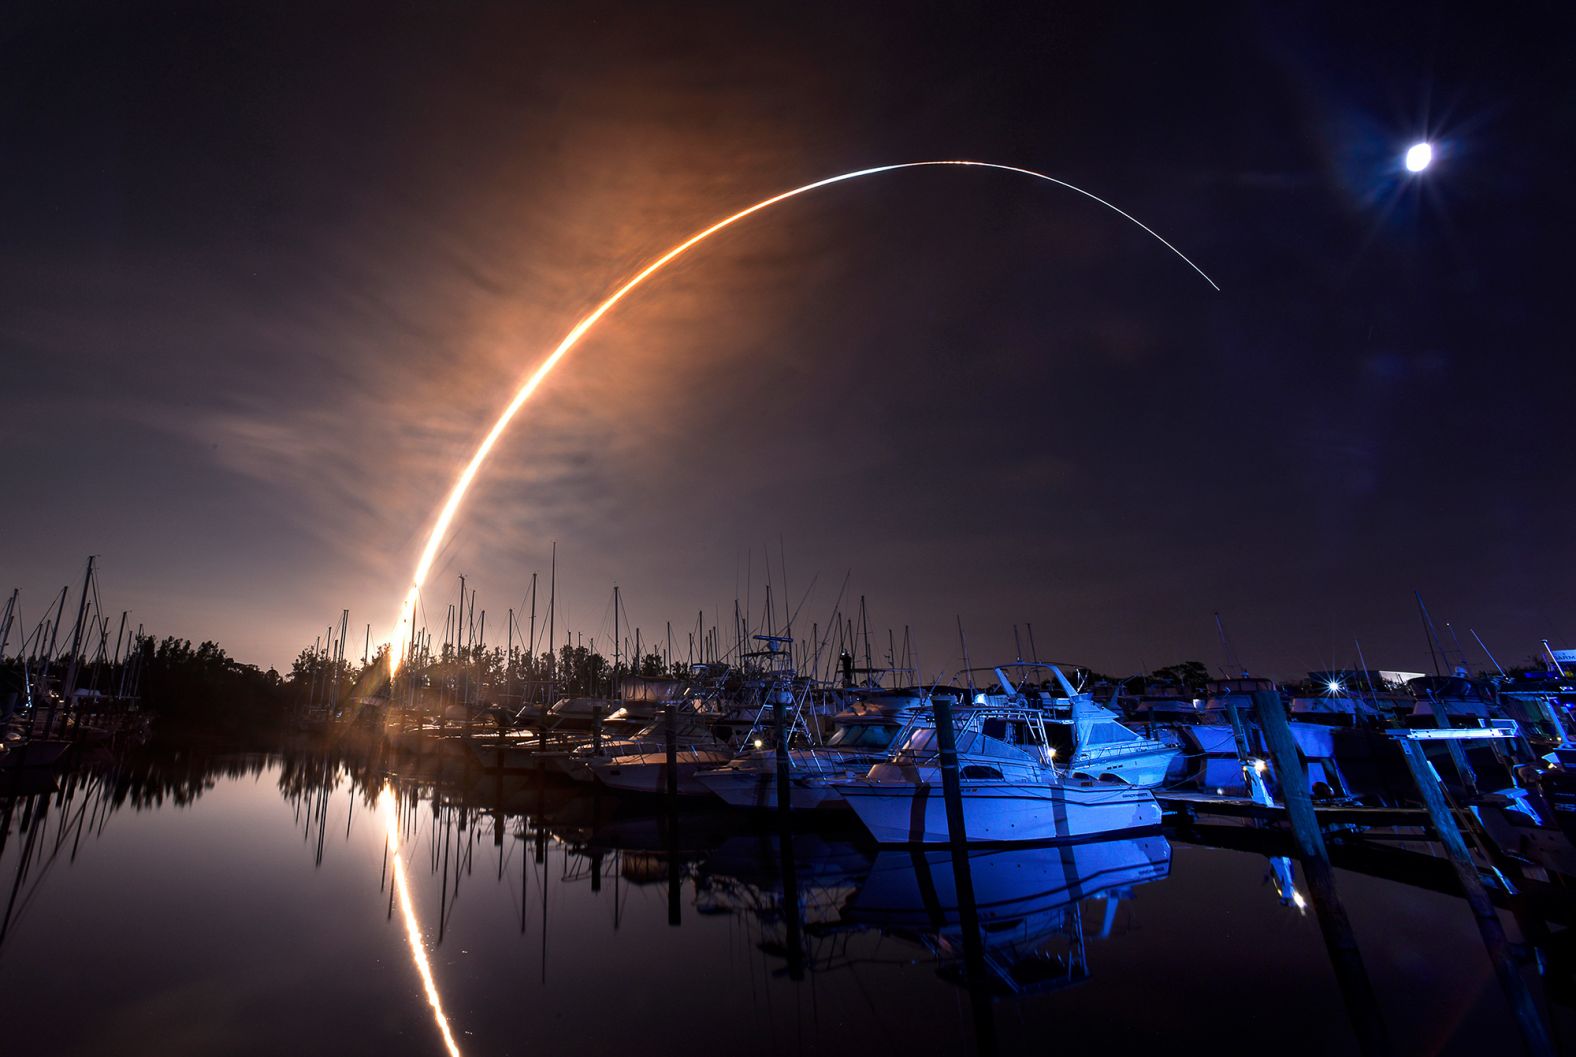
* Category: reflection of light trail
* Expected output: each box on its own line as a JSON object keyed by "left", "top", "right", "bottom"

{"left": 386, "top": 161, "right": 1218, "bottom": 670}
{"left": 380, "top": 787, "right": 462, "bottom": 1057}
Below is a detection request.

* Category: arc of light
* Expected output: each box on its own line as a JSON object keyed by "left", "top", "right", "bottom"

{"left": 380, "top": 786, "right": 463, "bottom": 1057}
{"left": 387, "top": 160, "right": 1218, "bottom": 671}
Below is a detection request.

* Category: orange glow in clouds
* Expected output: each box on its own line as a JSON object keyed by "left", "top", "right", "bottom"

{"left": 385, "top": 160, "right": 1217, "bottom": 672}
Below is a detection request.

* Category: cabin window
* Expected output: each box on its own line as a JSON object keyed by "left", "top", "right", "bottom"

{"left": 980, "top": 719, "right": 1042, "bottom": 745}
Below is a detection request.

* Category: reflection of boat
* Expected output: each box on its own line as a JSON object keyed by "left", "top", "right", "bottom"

{"left": 835, "top": 696, "right": 1162, "bottom": 844}
{"left": 697, "top": 833, "right": 873, "bottom": 915}
{"left": 847, "top": 834, "right": 1171, "bottom": 994}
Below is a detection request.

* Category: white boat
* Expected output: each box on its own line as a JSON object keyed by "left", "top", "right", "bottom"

{"left": 697, "top": 690, "right": 923, "bottom": 810}
{"left": 965, "top": 664, "right": 1180, "bottom": 788}
{"left": 834, "top": 696, "right": 1162, "bottom": 845}
{"left": 585, "top": 704, "right": 735, "bottom": 795}
{"left": 591, "top": 745, "right": 735, "bottom": 796}
{"left": 543, "top": 695, "right": 621, "bottom": 732}
{"left": 1043, "top": 693, "right": 1179, "bottom": 788}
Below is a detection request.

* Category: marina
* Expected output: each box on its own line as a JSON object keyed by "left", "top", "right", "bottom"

{"left": 5, "top": 4, "right": 1573, "bottom": 1054}
{"left": 2, "top": 568, "right": 1574, "bottom": 1055}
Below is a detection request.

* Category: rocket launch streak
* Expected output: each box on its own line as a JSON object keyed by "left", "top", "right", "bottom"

{"left": 386, "top": 161, "right": 1217, "bottom": 672}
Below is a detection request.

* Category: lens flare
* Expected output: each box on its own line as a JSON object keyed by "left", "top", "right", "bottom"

{"left": 380, "top": 786, "right": 463, "bottom": 1057}
{"left": 386, "top": 160, "right": 1218, "bottom": 671}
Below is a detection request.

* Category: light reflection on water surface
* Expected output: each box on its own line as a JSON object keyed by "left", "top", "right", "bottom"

{"left": 0, "top": 746, "right": 1568, "bottom": 1057}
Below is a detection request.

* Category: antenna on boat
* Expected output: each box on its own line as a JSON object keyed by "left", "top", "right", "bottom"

{"left": 1354, "top": 638, "right": 1380, "bottom": 706}
{"left": 956, "top": 616, "right": 975, "bottom": 694}
{"left": 1469, "top": 629, "right": 1505, "bottom": 677}
{"left": 1214, "top": 612, "right": 1247, "bottom": 677}
{"left": 1542, "top": 640, "right": 1567, "bottom": 677}
{"left": 1413, "top": 592, "right": 1447, "bottom": 676}
{"left": 0, "top": 588, "right": 16, "bottom": 659}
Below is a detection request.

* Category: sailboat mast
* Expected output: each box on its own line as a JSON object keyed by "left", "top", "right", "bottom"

{"left": 548, "top": 543, "right": 557, "bottom": 699}
{"left": 61, "top": 555, "right": 96, "bottom": 703}
{"left": 0, "top": 588, "right": 17, "bottom": 658}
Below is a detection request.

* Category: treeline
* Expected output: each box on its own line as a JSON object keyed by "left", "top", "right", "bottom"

{"left": 137, "top": 637, "right": 288, "bottom": 732}
{"left": 3, "top": 625, "right": 1222, "bottom": 741}
{"left": 294, "top": 639, "right": 692, "bottom": 709}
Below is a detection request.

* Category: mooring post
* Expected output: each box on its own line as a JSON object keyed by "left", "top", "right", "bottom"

{"left": 1224, "top": 698, "right": 1272, "bottom": 802}
{"left": 773, "top": 683, "right": 792, "bottom": 812}
{"left": 927, "top": 687, "right": 997, "bottom": 1051}
{"left": 664, "top": 698, "right": 681, "bottom": 925}
{"left": 1254, "top": 689, "right": 1391, "bottom": 1056}
{"left": 930, "top": 691, "right": 969, "bottom": 851}
{"left": 1398, "top": 737, "right": 1554, "bottom": 1057}
{"left": 776, "top": 772, "right": 805, "bottom": 981}
{"left": 664, "top": 701, "right": 679, "bottom": 801}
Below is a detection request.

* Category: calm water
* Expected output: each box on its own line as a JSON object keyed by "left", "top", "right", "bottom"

{"left": 0, "top": 745, "right": 1569, "bottom": 1057}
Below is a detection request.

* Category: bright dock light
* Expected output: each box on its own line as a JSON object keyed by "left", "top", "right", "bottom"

{"left": 1404, "top": 142, "right": 1433, "bottom": 173}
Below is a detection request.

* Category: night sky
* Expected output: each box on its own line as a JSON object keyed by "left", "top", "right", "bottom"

{"left": 4, "top": 2, "right": 1573, "bottom": 677}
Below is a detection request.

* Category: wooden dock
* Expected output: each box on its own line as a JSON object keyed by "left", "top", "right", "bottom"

{"left": 1156, "top": 790, "right": 1439, "bottom": 829}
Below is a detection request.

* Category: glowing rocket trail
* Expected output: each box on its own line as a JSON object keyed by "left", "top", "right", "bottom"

{"left": 386, "top": 160, "right": 1217, "bottom": 671}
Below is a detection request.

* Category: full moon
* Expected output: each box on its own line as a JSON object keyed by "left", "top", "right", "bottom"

{"left": 1405, "top": 141, "right": 1433, "bottom": 172}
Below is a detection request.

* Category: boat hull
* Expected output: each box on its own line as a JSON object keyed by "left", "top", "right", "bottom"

{"left": 591, "top": 751, "right": 734, "bottom": 797}
{"left": 832, "top": 778, "right": 1161, "bottom": 845}
{"left": 696, "top": 768, "right": 842, "bottom": 811}
{"left": 0, "top": 739, "right": 72, "bottom": 770}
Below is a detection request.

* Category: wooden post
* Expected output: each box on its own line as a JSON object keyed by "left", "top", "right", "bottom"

{"left": 1399, "top": 738, "right": 1554, "bottom": 1057}
{"left": 664, "top": 701, "right": 679, "bottom": 801}
{"left": 930, "top": 691, "right": 971, "bottom": 854}
{"left": 776, "top": 750, "right": 805, "bottom": 981}
{"left": 944, "top": 839, "right": 997, "bottom": 1056}
{"left": 773, "top": 684, "right": 792, "bottom": 812}
{"left": 1223, "top": 698, "right": 1266, "bottom": 800}
{"left": 1254, "top": 690, "right": 1391, "bottom": 1056}
{"left": 665, "top": 700, "right": 682, "bottom": 927}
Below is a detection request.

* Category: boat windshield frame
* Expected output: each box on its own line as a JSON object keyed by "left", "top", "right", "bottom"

{"left": 888, "top": 703, "right": 1052, "bottom": 765}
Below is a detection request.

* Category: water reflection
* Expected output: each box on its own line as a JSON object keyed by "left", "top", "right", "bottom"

{"left": 847, "top": 836, "right": 1171, "bottom": 994}
{"left": 2, "top": 741, "right": 1572, "bottom": 1057}
{"left": 379, "top": 785, "right": 463, "bottom": 1057}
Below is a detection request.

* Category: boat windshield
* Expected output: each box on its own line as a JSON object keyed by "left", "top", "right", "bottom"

{"left": 825, "top": 723, "right": 897, "bottom": 750}
{"left": 896, "top": 721, "right": 1041, "bottom": 762}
